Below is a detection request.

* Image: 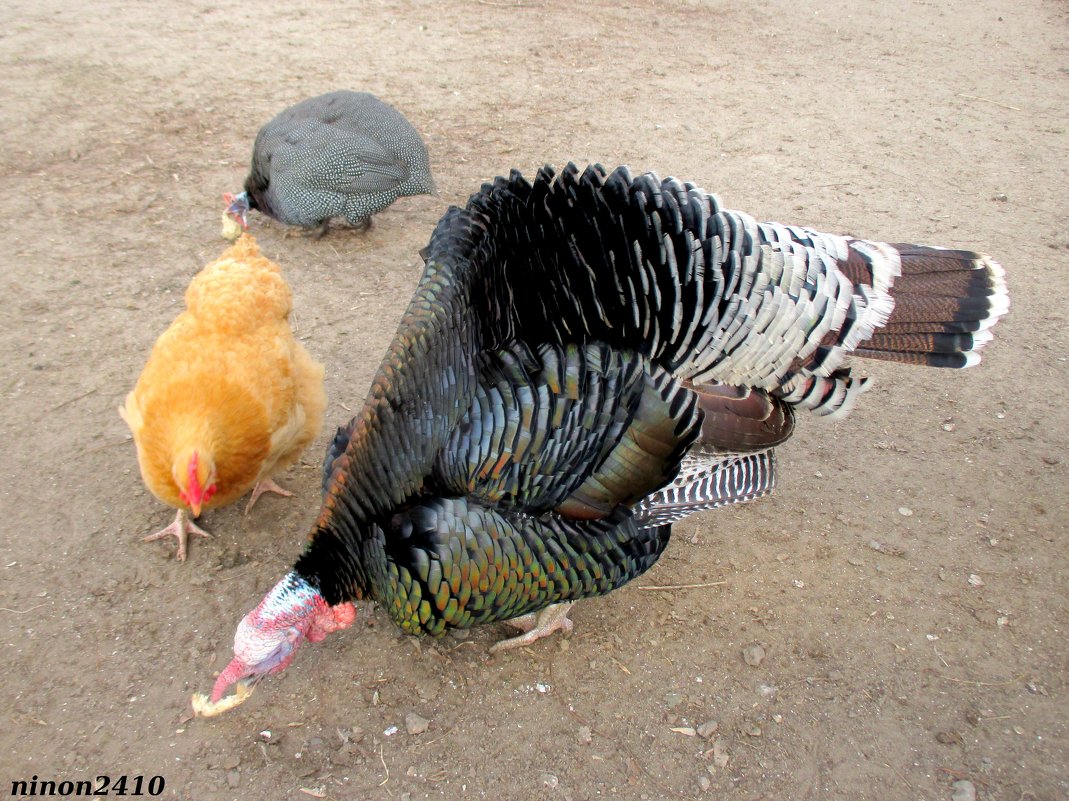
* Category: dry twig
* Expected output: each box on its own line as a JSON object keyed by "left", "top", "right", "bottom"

{"left": 0, "top": 603, "right": 47, "bottom": 614}
{"left": 958, "top": 93, "right": 1021, "bottom": 111}
{"left": 637, "top": 581, "right": 727, "bottom": 591}
{"left": 377, "top": 744, "right": 389, "bottom": 786}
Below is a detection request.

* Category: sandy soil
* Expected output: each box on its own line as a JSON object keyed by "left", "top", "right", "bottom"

{"left": 1, "top": 1, "right": 1066, "bottom": 799}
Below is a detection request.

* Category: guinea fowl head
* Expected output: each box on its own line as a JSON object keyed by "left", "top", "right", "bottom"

{"left": 223, "top": 192, "right": 251, "bottom": 230}
{"left": 210, "top": 573, "right": 357, "bottom": 703}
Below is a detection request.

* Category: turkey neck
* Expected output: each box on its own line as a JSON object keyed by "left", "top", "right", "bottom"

{"left": 295, "top": 208, "right": 486, "bottom": 604}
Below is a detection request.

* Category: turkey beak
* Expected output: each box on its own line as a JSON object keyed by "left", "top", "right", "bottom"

{"left": 210, "top": 655, "right": 254, "bottom": 703}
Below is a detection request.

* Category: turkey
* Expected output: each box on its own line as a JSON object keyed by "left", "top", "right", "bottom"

{"left": 224, "top": 91, "right": 435, "bottom": 236}
{"left": 197, "top": 163, "right": 1007, "bottom": 713}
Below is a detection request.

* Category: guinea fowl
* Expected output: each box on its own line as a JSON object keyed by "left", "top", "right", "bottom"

{"left": 197, "top": 164, "right": 1007, "bottom": 713}
{"left": 224, "top": 91, "right": 435, "bottom": 236}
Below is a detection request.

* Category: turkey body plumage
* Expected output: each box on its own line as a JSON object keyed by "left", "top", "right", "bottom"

{"left": 292, "top": 163, "right": 1007, "bottom": 638}
{"left": 205, "top": 164, "right": 1009, "bottom": 706}
{"left": 237, "top": 91, "right": 435, "bottom": 231}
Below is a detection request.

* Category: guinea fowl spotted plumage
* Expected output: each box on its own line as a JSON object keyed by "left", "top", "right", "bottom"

{"left": 198, "top": 164, "right": 1007, "bottom": 713}
{"left": 224, "top": 91, "right": 435, "bottom": 236}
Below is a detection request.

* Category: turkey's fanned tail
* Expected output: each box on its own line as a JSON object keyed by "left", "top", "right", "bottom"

{"left": 854, "top": 246, "right": 1008, "bottom": 367}
{"left": 464, "top": 165, "right": 1007, "bottom": 428}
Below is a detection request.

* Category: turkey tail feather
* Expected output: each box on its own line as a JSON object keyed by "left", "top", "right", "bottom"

{"left": 857, "top": 246, "right": 1007, "bottom": 368}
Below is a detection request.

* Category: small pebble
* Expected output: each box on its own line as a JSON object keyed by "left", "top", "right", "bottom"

{"left": 951, "top": 779, "right": 977, "bottom": 801}
{"left": 540, "top": 773, "right": 559, "bottom": 788}
{"left": 664, "top": 691, "right": 684, "bottom": 709}
{"left": 405, "top": 713, "right": 430, "bottom": 735}
{"left": 742, "top": 643, "right": 766, "bottom": 667}
{"left": 869, "top": 540, "right": 906, "bottom": 557}
{"left": 697, "top": 720, "right": 719, "bottom": 740}
{"left": 942, "top": 423, "right": 956, "bottom": 432}
{"left": 578, "top": 725, "right": 593, "bottom": 745}
{"left": 898, "top": 506, "right": 913, "bottom": 517}
{"left": 968, "top": 574, "right": 985, "bottom": 587}
{"left": 712, "top": 740, "right": 730, "bottom": 768}
{"left": 698, "top": 775, "right": 712, "bottom": 792}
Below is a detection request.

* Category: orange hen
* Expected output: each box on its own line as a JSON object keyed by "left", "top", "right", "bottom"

{"left": 120, "top": 234, "right": 326, "bottom": 561}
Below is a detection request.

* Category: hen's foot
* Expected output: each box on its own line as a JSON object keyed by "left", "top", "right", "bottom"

{"left": 244, "top": 478, "right": 294, "bottom": 514}
{"left": 143, "top": 509, "right": 212, "bottom": 562}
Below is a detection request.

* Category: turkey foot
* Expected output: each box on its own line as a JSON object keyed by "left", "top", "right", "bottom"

{"left": 245, "top": 478, "right": 294, "bottom": 514}
{"left": 143, "top": 509, "right": 212, "bottom": 562}
{"left": 490, "top": 602, "right": 575, "bottom": 653}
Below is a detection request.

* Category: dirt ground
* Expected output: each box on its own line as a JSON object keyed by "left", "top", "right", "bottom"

{"left": 1, "top": 0, "right": 1066, "bottom": 799}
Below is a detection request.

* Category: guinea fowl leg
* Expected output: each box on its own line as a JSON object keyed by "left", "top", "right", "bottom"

{"left": 143, "top": 509, "right": 212, "bottom": 562}
{"left": 244, "top": 478, "right": 294, "bottom": 514}
{"left": 490, "top": 602, "right": 576, "bottom": 653}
